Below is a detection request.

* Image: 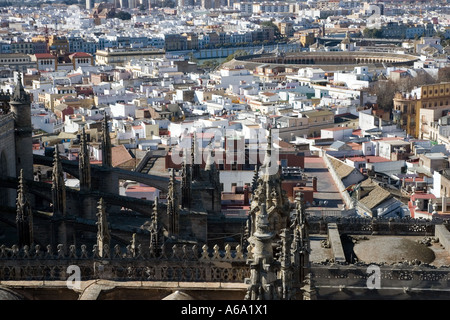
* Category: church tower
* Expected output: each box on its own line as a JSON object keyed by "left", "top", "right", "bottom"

{"left": 10, "top": 72, "right": 33, "bottom": 181}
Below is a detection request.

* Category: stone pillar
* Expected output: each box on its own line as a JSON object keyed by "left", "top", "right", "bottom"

{"left": 96, "top": 198, "right": 111, "bottom": 258}
{"left": 101, "top": 114, "right": 112, "bottom": 168}
{"left": 16, "top": 169, "right": 33, "bottom": 247}
{"left": 79, "top": 126, "right": 91, "bottom": 192}
{"left": 52, "top": 147, "right": 66, "bottom": 218}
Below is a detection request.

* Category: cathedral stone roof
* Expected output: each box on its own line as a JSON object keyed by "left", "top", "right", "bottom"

{"left": 353, "top": 236, "right": 436, "bottom": 264}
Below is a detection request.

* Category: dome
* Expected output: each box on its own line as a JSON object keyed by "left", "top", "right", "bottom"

{"left": 353, "top": 236, "right": 435, "bottom": 264}
{"left": 162, "top": 290, "right": 195, "bottom": 300}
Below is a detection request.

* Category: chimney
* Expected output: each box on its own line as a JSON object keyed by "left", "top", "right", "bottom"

{"left": 312, "top": 176, "right": 317, "bottom": 192}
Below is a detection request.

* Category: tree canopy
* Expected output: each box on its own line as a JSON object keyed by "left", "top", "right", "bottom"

{"left": 114, "top": 11, "right": 132, "bottom": 20}
{"left": 363, "top": 28, "right": 383, "bottom": 39}
{"left": 260, "top": 20, "right": 283, "bottom": 40}
{"left": 224, "top": 50, "right": 248, "bottom": 62}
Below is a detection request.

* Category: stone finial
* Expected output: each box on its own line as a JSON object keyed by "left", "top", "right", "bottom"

{"left": 12, "top": 72, "right": 30, "bottom": 103}
{"left": 201, "top": 244, "right": 209, "bottom": 260}
{"left": 96, "top": 198, "right": 110, "bottom": 258}
{"left": 51, "top": 146, "right": 66, "bottom": 217}
{"left": 101, "top": 113, "right": 112, "bottom": 167}
{"left": 79, "top": 125, "right": 91, "bottom": 191}
{"left": 254, "top": 202, "right": 271, "bottom": 237}
{"left": 16, "top": 169, "right": 33, "bottom": 247}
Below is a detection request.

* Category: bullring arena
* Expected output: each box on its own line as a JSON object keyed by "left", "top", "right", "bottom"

{"left": 222, "top": 51, "right": 420, "bottom": 72}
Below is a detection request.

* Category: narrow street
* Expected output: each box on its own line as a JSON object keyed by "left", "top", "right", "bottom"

{"left": 303, "top": 156, "right": 344, "bottom": 213}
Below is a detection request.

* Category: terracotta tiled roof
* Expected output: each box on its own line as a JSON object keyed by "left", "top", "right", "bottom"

{"left": 328, "top": 156, "right": 355, "bottom": 179}
{"left": 359, "top": 185, "right": 392, "bottom": 209}
{"left": 34, "top": 53, "right": 55, "bottom": 59}
{"left": 111, "top": 145, "right": 133, "bottom": 167}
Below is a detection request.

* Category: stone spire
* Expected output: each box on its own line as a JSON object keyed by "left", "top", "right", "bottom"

{"left": 261, "top": 128, "right": 273, "bottom": 175}
{"left": 204, "top": 146, "right": 221, "bottom": 203}
{"left": 79, "top": 126, "right": 91, "bottom": 192}
{"left": 181, "top": 151, "right": 191, "bottom": 209}
{"left": 12, "top": 72, "right": 29, "bottom": 103}
{"left": 191, "top": 132, "right": 200, "bottom": 180}
{"left": 148, "top": 196, "right": 166, "bottom": 256}
{"left": 51, "top": 146, "right": 66, "bottom": 217}
{"left": 101, "top": 114, "right": 112, "bottom": 168}
{"left": 291, "top": 192, "right": 310, "bottom": 286}
{"left": 166, "top": 169, "right": 179, "bottom": 236}
{"left": 16, "top": 169, "right": 33, "bottom": 247}
{"left": 245, "top": 202, "right": 279, "bottom": 300}
{"left": 251, "top": 164, "right": 259, "bottom": 193}
{"left": 96, "top": 198, "right": 110, "bottom": 258}
{"left": 278, "top": 228, "right": 294, "bottom": 300}
{"left": 249, "top": 129, "right": 289, "bottom": 236}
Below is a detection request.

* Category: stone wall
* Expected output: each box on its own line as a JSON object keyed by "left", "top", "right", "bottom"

{"left": 435, "top": 224, "right": 450, "bottom": 255}
{"left": 311, "top": 262, "right": 450, "bottom": 299}
{"left": 308, "top": 216, "right": 439, "bottom": 236}
{"left": 0, "top": 113, "right": 16, "bottom": 207}
{"left": 0, "top": 242, "right": 250, "bottom": 283}
{"left": 327, "top": 223, "right": 346, "bottom": 263}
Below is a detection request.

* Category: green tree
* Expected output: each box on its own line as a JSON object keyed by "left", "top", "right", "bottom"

{"left": 200, "top": 59, "right": 219, "bottom": 70}
{"left": 187, "top": 52, "right": 197, "bottom": 63}
{"left": 115, "top": 11, "right": 132, "bottom": 20}
{"left": 370, "top": 73, "right": 437, "bottom": 111}
{"left": 260, "top": 20, "right": 283, "bottom": 40}
{"left": 363, "top": 28, "right": 383, "bottom": 39}
{"left": 224, "top": 49, "right": 248, "bottom": 62}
